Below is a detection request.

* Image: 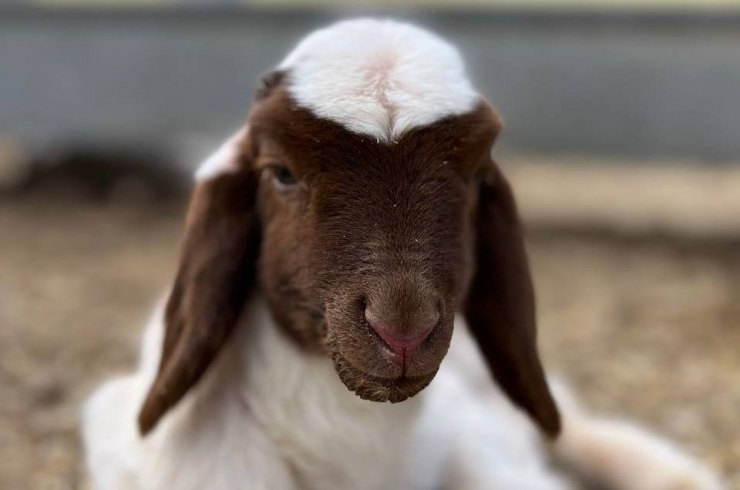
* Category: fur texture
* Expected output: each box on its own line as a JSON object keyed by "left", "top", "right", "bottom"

{"left": 83, "top": 19, "right": 724, "bottom": 490}
{"left": 84, "top": 297, "right": 723, "bottom": 490}
{"left": 279, "top": 19, "right": 479, "bottom": 142}
{"left": 136, "top": 77, "right": 561, "bottom": 436}
{"left": 85, "top": 297, "right": 419, "bottom": 490}
{"left": 194, "top": 127, "right": 249, "bottom": 182}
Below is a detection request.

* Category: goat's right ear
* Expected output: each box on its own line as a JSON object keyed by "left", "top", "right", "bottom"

{"left": 138, "top": 127, "right": 261, "bottom": 435}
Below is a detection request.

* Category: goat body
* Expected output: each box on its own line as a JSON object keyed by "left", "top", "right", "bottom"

{"left": 83, "top": 19, "right": 723, "bottom": 490}
{"left": 85, "top": 298, "right": 570, "bottom": 489}
{"left": 85, "top": 297, "right": 721, "bottom": 489}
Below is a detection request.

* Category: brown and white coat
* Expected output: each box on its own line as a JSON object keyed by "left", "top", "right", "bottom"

{"left": 83, "top": 19, "right": 723, "bottom": 490}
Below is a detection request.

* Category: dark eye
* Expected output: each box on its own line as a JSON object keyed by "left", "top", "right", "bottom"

{"left": 270, "top": 165, "right": 298, "bottom": 189}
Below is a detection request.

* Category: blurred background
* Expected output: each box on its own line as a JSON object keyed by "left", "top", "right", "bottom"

{"left": 1, "top": 1, "right": 739, "bottom": 489}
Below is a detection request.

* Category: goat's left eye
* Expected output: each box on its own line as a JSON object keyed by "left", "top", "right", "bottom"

{"left": 271, "top": 166, "right": 298, "bottom": 189}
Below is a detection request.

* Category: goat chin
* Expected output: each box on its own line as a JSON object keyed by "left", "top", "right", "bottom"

{"left": 82, "top": 295, "right": 723, "bottom": 490}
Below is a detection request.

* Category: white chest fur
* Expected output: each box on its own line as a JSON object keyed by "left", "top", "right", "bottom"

{"left": 84, "top": 297, "right": 723, "bottom": 490}
{"left": 83, "top": 297, "right": 423, "bottom": 490}
{"left": 236, "top": 300, "right": 423, "bottom": 490}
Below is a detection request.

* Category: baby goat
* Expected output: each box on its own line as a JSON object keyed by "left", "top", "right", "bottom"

{"left": 83, "top": 19, "right": 723, "bottom": 490}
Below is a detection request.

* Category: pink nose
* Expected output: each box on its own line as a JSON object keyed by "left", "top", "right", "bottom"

{"left": 365, "top": 308, "right": 439, "bottom": 355}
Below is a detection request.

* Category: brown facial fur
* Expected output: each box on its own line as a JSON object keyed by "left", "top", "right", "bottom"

{"left": 138, "top": 72, "right": 560, "bottom": 438}
{"left": 250, "top": 85, "right": 492, "bottom": 404}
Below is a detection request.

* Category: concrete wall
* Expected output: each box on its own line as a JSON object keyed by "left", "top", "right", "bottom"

{"left": 2, "top": 7, "right": 740, "bottom": 160}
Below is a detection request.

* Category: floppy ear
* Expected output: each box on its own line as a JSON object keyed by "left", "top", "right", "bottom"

{"left": 138, "top": 128, "right": 261, "bottom": 435}
{"left": 464, "top": 156, "right": 561, "bottom": 438}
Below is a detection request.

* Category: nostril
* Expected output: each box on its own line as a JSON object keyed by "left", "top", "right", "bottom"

{"left": 364, "top": 307, "right": 438, "bottom": 354}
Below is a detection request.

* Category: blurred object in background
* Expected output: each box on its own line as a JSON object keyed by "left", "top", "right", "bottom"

{"left": 21, "top": 0, "right": 740, "bottom": 8}
{"left": 504, "top": 156, "right": 740, "bottom": 241}
{"left": 3, "top": 0, "right": 740, "bottom": 160}
{"left": 0, "top": 138, "right": 33, "bottom": 193}
{"left": 0, "top": 1, "right": 738, "bottom": 489}
{"left": 0, "top": 142, "right": 188, "bottom": 202}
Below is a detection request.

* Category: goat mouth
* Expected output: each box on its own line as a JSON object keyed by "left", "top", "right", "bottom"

{"left": 330, "top": 348, "right": 438, "bottom": 403}
{"left": 364, "top": 320, "right": 440, "bottom": 376}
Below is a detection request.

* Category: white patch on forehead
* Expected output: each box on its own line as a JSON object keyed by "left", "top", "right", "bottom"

{"left": 279, "top": 19, "right": 480, "bottom": 142}
{"left": 194, "top": 126, "right": 248, "bottom": 182}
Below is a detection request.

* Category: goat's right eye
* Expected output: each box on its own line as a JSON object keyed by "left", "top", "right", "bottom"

{"left": 270, "top": 165, "right": 298, "bottom": 190}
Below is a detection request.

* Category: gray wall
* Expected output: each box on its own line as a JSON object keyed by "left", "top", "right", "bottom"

{"left": 2, "top": 7, "right": 740, "bottom": 160}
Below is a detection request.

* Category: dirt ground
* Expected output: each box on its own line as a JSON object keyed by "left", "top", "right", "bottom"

{"left": 0, "top": 187, "right": 738, "bottom": 489}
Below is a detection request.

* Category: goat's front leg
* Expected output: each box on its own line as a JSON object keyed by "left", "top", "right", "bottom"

{"left": 550, "top": 381, "right": 724, "bottom": 490}
{"left": 444, "top": 447, "right": 571, "bottom": 490}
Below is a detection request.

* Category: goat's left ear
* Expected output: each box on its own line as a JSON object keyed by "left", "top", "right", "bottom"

{"left": 464, "top": 111, "right": 561, "bottom": 438}
{"left": 138, "top": 127, "right": 261, "bottom": 435}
